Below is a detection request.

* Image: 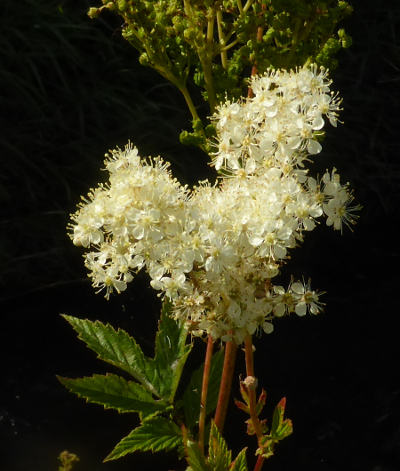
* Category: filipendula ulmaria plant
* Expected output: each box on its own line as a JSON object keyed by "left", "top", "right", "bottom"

{"left": 88, "top": 0, "right": 352, "bottom": 149}
{"left": 60, "top": 2, "right": 359, "bottom": 470}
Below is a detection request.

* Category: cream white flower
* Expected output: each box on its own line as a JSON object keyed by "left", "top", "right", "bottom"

{"left": 68, "top": 66, "right": 357, "bottom": 342}
{"left": 290, "top": 280, "right": 325, "bottom": 316}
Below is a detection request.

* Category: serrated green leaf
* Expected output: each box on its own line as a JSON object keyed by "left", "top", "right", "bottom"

{"left": 57, "top": 373, "right": 167, "bottom": 417}
{"left": 208, "top": 422, "right": 231, "bottom": 471}
{"left": 271, "top": 397, "right": 285, "bottom": 433}
{"left": 62, "top": 315, "right": 158, "bottom": 396}
{"left": 271, "top": 397, "right": 292, "bottom": 439}
{"left": 104, "top": 416, "right": 182, "bottom": 462}
{"left": 185, "top": 439, "right": 209, "bottom": 471}
{"left": 183, "top": 349, "right": 224, "bottom": 429}
{"left": 152, "top": 301, "right": 192, "bottom": 401}
{"left": 231, "top": 448, "right": 248, "bottom": 471}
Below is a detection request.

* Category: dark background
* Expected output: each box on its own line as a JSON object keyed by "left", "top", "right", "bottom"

{"left": 1, "top": 0, "right": 399, "bottom": 470}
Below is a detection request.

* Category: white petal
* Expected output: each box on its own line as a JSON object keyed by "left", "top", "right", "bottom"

{"left": 307, "top": 139, "right": 322, "bottom": 154}
{"left": 291, "top": 282, "right": 305, "bottom": 295}
{"left": 273, "top": 244, "right": 287, "bottom": 259}
{"left": 274, "top": 303, "right": 286, "bottom": 317}
{"left": 312, "top": 115, "right": 325, "bottom": 130}
{"left": 295, "top": 302, "right": 307, "bottom": 316}
{"left": 263, "top": 322, "right": 274, "bottom": 334}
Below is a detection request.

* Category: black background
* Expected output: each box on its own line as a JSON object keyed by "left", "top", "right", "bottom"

{"left": 1, "top": 1, "right": 399, "bottom": 470}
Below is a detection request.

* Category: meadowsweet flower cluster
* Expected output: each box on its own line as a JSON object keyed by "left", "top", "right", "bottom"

{"left": 69, "top": 65, "right": 357, "bottom": 343}
{"left": 212, "top": 65, "right": 340, "bottom": 174}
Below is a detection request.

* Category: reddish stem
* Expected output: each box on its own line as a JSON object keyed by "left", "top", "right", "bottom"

{"left": 214, "top": 338, "right": 238, "bottom": 432}
{"left": 198, "top": 335, "right": 214, "bottom": 453}
{"left": 254, "top": 454, "right": 265, "bottom": 471}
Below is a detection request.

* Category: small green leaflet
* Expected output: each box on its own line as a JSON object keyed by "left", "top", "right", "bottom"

{"left": 183, "top": 349, "right": 224, "bottom": 429}
{"left": 104, "top": 416, "right": 182, "bottom": 462}
{"left": 271, "top": 397, "right": 293, "bottom": 440}
{"left": 208, "top": 422, "right": 231, "bottom": 471}
{"left": 231, "top": 448, "right": 248, "bottom": 471}
{"left": 57, "top": 373, "right": 167, "bottom": 417}
{"left": 258, "top": 397, "right": 293, "bottom": 459}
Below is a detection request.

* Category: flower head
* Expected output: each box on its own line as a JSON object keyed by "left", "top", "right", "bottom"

{"left": 69, "top": 66, "right": 357, "bottom": 342}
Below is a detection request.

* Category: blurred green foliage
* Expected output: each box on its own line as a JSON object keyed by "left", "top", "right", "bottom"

{"left": 0, "top": 0, "right": 203, "bottom": 299}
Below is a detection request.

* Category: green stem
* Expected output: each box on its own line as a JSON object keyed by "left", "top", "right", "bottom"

{"left": 200, "top": 54, "right": 217, "bottom": 113}
{"left": 214, "top": 337, "right": 238, "bottom": 432}
{"left": 216, "top": 9, "right": 228, "bottom": 69}
{"left": 224, "top": 0, "right": 254, "bottom": 46}
{"left": 184, "top": 0, "right": 217, "bottom": 113}
{"left": 206, "top": 8, "right": 215, "bottom": 44}
{"left": 285, "top": 17, "right": 302, "bottom": 68}
{"left": 198, "top": 335, "right": 214, "bottom": 453}
{"left": 202, "top": 10, "right": 217, "bottom": 112}
{"left": 179, "top": 84, "right": 202, "bottom": 123}
{"left": 221, "top": 38, "right": 239, "bottom": 52}
{"left": 243, "top": 0, "right": 254, "bottom": 14}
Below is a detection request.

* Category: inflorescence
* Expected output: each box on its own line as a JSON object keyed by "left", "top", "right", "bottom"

{"left": 69, "top": 65, "right": 358, "bottom": 343}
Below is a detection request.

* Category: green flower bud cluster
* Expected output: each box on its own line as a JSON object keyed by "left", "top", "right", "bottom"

{"left": 91, "top": 0, "right": 195, "bottom": 89}
{"left": 88, "top": 0, "right": 352, "bottom": 150}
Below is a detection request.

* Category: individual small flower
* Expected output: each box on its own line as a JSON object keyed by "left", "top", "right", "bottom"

{"left": 322, "top": 168, "right": 360, "bottom": 231}
{"left": 271, "top": 285, "right": 296, "bottom": 317}
{"left": 290, "top": 280, "right": 324, "bottom": 316}
{"left": 323, "top": 194, "right": 360, "bottom": 231}
{"left": 150, "top": 271, "right": 187, "bottom": 299}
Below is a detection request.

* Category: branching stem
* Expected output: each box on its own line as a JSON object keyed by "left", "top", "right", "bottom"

{"left": 221, "top": 38, "right": 239, "bottom": 52}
